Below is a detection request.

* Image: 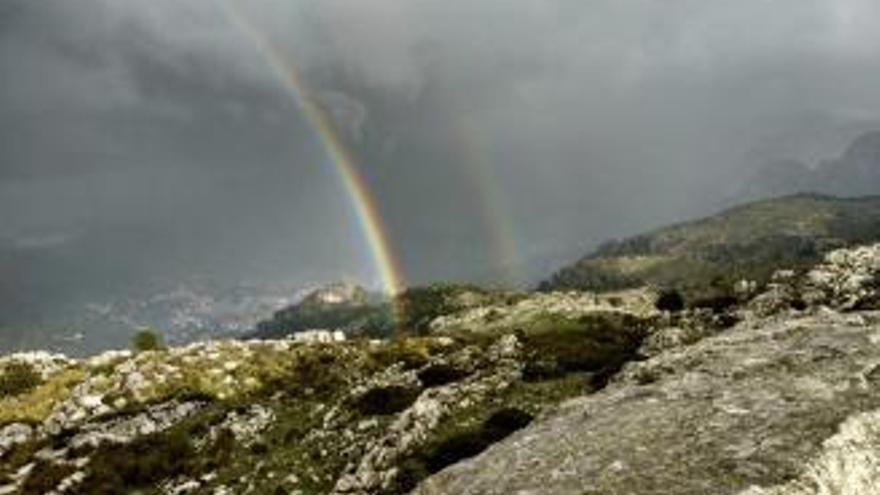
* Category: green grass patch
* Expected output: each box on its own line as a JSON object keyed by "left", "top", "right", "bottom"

{"left": 519, "top": 312, "right": 648, "bottom": 384}
{"left": 81, "top": 428, "right": 196, "bottom": 493}
{"left": 20, "top": 460, "right": 77, "bottom": 495}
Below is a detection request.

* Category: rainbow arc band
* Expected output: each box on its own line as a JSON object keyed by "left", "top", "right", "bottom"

{"left": 221, "top": 1, "right": 407, "bottom": 310}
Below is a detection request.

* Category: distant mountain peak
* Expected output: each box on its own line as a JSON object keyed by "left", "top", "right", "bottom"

{"left": 843, "top": 130, "right": 880, "bottom": 163}
{"left": 738, "top": 130, "right": 880, "bottom": 201}
{"left": 299, "top": 281, "right": 370, "bottom": 308}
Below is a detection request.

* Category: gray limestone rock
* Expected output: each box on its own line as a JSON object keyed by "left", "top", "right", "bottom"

{"left": 415, "top": 310, "right": 880, "bottom": 495}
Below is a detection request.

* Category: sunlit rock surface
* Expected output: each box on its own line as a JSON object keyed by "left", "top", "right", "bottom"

{"left": 416, "top": 244, "right": 880, "bottom": 495}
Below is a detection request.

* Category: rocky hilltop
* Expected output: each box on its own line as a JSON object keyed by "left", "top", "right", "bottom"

{"left": 251, "top": 282, "right": 391, "bottom": 340}
{"left": 2, "top": 244, "right": 880, "bottom": 493}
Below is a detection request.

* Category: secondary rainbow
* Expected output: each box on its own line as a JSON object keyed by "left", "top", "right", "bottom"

{"left": 221, "top": 1, "right": 406, "bottom": 298}
{"left": 455, "top": 116, "right": 524, "bottom": 286}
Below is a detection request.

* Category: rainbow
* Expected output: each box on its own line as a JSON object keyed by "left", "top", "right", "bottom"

{"left": 455, "top": 116, "right": 524, "bottom": 286}
{"left": 221, "top": 1, "right": 406, "bottom": 298}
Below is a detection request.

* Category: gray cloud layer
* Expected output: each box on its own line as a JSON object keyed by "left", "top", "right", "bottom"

{"left": 3, "top": 0, "right": 880, "bottom": 315}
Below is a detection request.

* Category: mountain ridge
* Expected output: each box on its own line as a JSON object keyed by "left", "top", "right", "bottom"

{"left": 541, "top": 193, "right": 880, "bottom": 302}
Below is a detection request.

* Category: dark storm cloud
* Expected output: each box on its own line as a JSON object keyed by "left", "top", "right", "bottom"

{"left": 290, "top": 0, "right": 880, "bottom": 279}
{"left": 3, "top": 0, "right": 880, "bottom": 314}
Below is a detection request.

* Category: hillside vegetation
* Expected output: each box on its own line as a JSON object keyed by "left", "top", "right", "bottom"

{"left": 542, "top": 194, "right": 880, "bottom": 302}
{"left": 5, "top": 240, "right": 880, "bottom": 493}
{"left": 0, "top": 290, "right": 661, "bottom": 494}
{"left": 252, "top": 282, "right": 521, "bottom": 340}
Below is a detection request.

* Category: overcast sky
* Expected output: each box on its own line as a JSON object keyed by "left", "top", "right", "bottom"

{"left": 3, "top": 0, "right": 880, "bottom": 313}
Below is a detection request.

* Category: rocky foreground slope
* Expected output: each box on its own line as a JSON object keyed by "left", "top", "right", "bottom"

{"left": 418, "top": 244, "right": 880, "bottom": 495}
{"left": 2, "top": 244, "right": 880, "bottom": 494}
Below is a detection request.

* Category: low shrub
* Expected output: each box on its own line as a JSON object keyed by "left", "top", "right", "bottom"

{"left": 521, "top": 312, "right": 647, "bottom": 381}
{"left": 353, "top": 385, "right": 421, "bottom": 416}
{"left": 483, "top": 407, "right": 533, "bottom": 435}
{"left": 391, "top": 407, "right": 534, "bottom": 493}
{"left": 20, "top": 461, "right": 75, "bottom": 495}
{"left": 272, "top": 345, "right": 349, "bottom": 400}
{"left": 790, "top": 297, "right": 808, "bottom": 311}
{"left": 0, "top": 361, "right": 42, "bottom": 398}
{"left": 417, "top": 363, "right": 470, "bottom": 388}
{"left": 368, "top": 340, "right": 431, "bottom": 371}
{"left": 689, "top": 293, "right": 739, "bottom": 313}
{"left": 131, "top": 328, "right": 163, "bottom": 352}
{"left": 0, "top": 368, "right": 85, "bottom": 425}
{"left": 655, "top": 288, "right": 685, "bottom": 312}
{"left": 80, "top": 428, "right": 195, "bottom": 493}
{"left": 396, "top": 283, "right": 486, "bottom": 333}
{"left": 393, "top": 458, "right": 431, "bottom": 494}
{"left": 522, "top": 360, "right": 562, "bottom": 382}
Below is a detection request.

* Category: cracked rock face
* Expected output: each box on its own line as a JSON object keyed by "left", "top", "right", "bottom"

{"left": 415, "top": 254, "right": 880, "bottom": 495}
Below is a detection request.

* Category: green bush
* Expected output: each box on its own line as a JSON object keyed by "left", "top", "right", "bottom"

{"left": 0, "top": 361, "right": 42, "bottom": 398}
{"left": 353, "top": 385, "right": 421, "bottom": 416}
{"left": 391, "top": 407, "right": 534, "bottom": 493}
{"left": 396, "top": 283, "right": 485, "bottom": 333}
{"left": 417, "top": 363, "right": 470, "bottom": 388}
{"left": 80, "top": 429, "right": 195, "bottom": 493}
{"left": 655, "top": 288, "right": 685, "bottom": 312}
{"left": 20, "top": 461, "right": 75, "bottom": 495}
{"left": 688, "top": 293, "right": 739, "bottom": 313}
{"left": 521, "top": 312, "right": 647, "bottom": 384}
{"left": 277, "top": 346, "right": 348, "bottom": 400}
{"left": 367, "top": 340, "right": 431, "bottom": 371}
{"left": 131, "top": 328, "right": 163, "bottom": 352}
{"left": 392, "top": 458, "right": 431, "bottom": 494}
{"left": 255, "top": 303, "right": 395, "bottom": 339}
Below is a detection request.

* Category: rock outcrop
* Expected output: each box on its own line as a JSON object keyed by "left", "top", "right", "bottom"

{"left": 415, "top": 244, "right": 880, "bottom": 495}
{"left": 252, "top": 282, "right": 391, "bottom": 340}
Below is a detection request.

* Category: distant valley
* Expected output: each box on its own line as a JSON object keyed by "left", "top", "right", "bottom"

{"left": 0, "top": 278, "right": 307, "bottom": 356}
